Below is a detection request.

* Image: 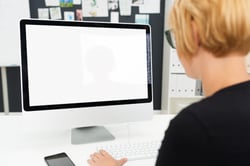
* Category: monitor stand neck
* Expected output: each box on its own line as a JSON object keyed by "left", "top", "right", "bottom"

{"left": 71, "top": 126, "right": 115, "bottom": 144}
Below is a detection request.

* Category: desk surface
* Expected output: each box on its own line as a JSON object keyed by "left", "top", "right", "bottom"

{"left": 0, "top": 114, "right": 175, "bottom": 166}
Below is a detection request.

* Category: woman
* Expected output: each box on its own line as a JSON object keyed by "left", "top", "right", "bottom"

{"left": 87, "top": 0, "right": 250, "bottom": 165}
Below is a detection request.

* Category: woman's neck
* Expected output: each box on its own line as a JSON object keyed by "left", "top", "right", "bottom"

{"left": 198, "top": 52, "right": 250, "bottom": 96}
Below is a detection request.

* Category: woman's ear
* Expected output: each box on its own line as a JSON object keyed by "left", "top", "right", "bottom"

{"left": 191, "top": 21, "right": 200, "bottom": 48}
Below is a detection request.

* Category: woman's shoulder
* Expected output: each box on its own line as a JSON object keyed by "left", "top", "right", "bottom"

{"left": 172, "top": 80, "right": 250, "bottom": 131}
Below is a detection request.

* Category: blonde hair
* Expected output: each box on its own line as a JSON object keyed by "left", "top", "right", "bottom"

{"left": 169, "top": 0, "right": 250, "bottom": 58}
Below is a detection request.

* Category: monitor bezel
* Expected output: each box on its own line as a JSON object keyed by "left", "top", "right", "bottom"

{"left": 20, "top": 19, "right": 152, "bottom": 111}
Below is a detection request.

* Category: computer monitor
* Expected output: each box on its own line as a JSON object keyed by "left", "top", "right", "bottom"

{"left": 19, "top": 19, "right": 153, "bottom": 144}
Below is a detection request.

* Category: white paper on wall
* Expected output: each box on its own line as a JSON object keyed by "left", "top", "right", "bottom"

{"left": 45, "top": 0, "right": 60, "bottom": 6}
{"left": 82, "top": 0, "right": 109, "bottom": 17}
{"left": 110, "top": 12, "right": 119, "bottom": 23}
{"left": 131, "top": 0, "right": 144, "bottom": 6}
{"left": 38, "top": 8, "right": 49, "bottom": 19}
{"left": 139, "top": 0, "right": 160, "bottom": 14}
{"left": 49, "top": 7, "right": 62, "bottom": 19}
{"left": 73, "top": 0, "right": 81, "bottom": 4}
{"left": 119, "top": 0, "right": 132, "bottom": 16}
{"left": 108, "top": 0, "right": 119, "bottom": 10}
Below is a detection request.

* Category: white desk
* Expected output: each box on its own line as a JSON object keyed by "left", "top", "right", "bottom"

{"left": 0, "top": 114, "right": 175, "bottom": 166}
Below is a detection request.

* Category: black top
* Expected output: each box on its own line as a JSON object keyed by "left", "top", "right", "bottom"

{"left": 156, "top": 81, "right": 250, "bottom": 166}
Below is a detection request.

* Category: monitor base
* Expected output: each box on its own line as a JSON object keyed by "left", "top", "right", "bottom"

{"left": 71, "top": 126, "right": 115, "bottom": 144}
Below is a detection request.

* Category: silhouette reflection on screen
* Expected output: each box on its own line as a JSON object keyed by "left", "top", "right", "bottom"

{"left": 85, "top": 45, "right": 115, "bottom": 84}
{"left": 81, "top": 45, "right": 146, "bottom": 102}
{"left": 82, "top": 45, "right": 121, "bottom": 101}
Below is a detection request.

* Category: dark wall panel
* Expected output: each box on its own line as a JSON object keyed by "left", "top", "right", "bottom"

{"left": 28, "top": 0, "right": 165, "bottom": 110}
{"left": 0, "top": 69, "right": 3, "bottom": 112}
{"left": 7, "top": 67, "right": 22, "bottom": 112}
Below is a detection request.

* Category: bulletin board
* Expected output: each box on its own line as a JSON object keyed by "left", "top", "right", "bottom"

{"left": 28, "top": 0, "right": 166, "bottom": 110}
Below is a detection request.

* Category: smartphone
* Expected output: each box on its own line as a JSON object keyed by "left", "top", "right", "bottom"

{"left": 44, "top": 152, "right": 75, "bottom": 166}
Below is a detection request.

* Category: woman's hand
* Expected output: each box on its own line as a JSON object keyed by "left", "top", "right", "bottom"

{"left": 87, "top": 149, "right": 128, "bottom": 166}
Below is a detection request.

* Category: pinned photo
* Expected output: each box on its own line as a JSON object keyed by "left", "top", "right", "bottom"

{"left": 64, "top": 11, "right": 75, "bottom": 20}
{"left": 132, "top": 0, "right": 144, "bottom": 5}
{"left": 108, "top": 0, "right": 119, "bottom": 10}
{"left": 135, "top": 14, "right": 149, "bottom": 24}
{"left": 76, "top": 9, "right": 83, "bottom": 21}
{"left": 60, "top": 0, "right": 74, "bottom": 7}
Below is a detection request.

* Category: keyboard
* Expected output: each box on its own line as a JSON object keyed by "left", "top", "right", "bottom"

{"left": 96, "top": 140, "right": 161, "bottom": 161}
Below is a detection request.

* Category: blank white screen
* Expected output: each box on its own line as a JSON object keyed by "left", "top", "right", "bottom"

{"left": 26, "top": 24, "right": 148, "bottom": 106}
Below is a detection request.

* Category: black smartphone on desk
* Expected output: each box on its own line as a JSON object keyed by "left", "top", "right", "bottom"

{"left": 44, "top": 152, "right": 75, "bottom": 166}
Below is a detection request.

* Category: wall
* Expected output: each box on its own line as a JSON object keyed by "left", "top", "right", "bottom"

{"left": 0, "top": 0, "right": 30, "bottom": 66}
{"left": 0, "top": 0, "right": 29, "bottom": 114}
{"left": 0, "top": 66, "right": 22, "bottom": 114}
